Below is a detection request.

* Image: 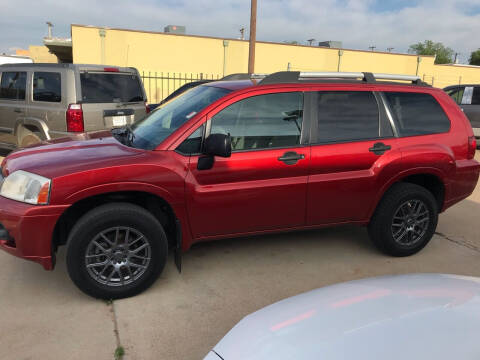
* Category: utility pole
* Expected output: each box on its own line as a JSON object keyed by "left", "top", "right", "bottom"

{"left": 248, "top": 0, "right": 257, "bottom": 74}
{"left": 239, "top": 27, "right": 245, "bottom": 40}
{"left": 46, "top": 21, "right": 53, "bottom": 38}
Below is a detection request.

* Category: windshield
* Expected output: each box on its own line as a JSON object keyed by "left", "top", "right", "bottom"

{"left": 131, "top": 85, "right": 232, "bottom": 149}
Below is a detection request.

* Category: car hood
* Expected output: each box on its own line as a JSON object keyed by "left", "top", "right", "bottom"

{"left": 1, "top": 131, "right": 148, "bottom": 179}
{"left": 211, "top": 274, "right": 480, "bottom": 360}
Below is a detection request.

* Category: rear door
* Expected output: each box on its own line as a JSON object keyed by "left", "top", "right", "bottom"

{"left": 307, "top": 89, "right": 399, "bottom": 225}
{"left": 459, "top": 86, "right": 480, "bottom": 137}
{"left": 78, "top": 68, "right": 147, "bottom": 131}
{"left": 184, "top": 89, "right": 311, "bottom": 238}
{"left": 0, "top": 70, "right": 27, "bottom": 145}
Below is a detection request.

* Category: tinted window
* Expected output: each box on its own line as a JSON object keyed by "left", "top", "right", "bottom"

{"left": 446, "top": 87, "right": 464, "bottom": 105}
{"left": 80, "top": 73, "right": 144, "bottom": 103}
{"left": 0, "top": 72, "right": 26, "bottom": 100}
{"left": 384, "top": 92, "right": 450, "bottom": 136}
{"left": 316, "top": 91, "right": 381, "bottom": 143}
{"left": 176, "top": 124, "right": 204, "bottom": 155}
{"left": 210, "top": 92, "right": 304, "bottom": 151}
{"left": 472, "top": 87, "right": 480, "bottom": 105}
{"left": 33, "top": 72, "right": 61, "bottom": 102}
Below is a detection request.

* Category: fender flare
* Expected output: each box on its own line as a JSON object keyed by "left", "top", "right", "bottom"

{"left": 14, "top": 117, "right": 51, "bottom": 140}
{"left": 367, "top": 166, "right": 448, "bottom": 219}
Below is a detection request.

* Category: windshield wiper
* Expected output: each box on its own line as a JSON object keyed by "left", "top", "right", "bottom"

{"left": 112, "top": 125, "right": 136, "bottom": 147}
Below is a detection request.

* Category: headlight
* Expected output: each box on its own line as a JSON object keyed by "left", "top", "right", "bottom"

{"left": 0, "top": 170, "right": 51, "bottom": 205}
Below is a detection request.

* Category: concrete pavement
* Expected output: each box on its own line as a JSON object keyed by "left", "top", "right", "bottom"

{"left": 0, "top": 153, "right": 479, "bottom": 359}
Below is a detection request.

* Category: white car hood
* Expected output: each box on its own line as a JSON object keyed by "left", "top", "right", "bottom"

{"left": 211, "top": 274, "right": 480, "bottom": 360}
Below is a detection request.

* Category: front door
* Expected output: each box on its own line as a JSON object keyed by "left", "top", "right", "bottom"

{"left": 184, "top": 90, "right": 310, "bottom": 238}
{"left": 459, "top": 86, "right": 480, "bottom": 137}
{"left": 307, "top": 90, "right": 399, "bottom": 225}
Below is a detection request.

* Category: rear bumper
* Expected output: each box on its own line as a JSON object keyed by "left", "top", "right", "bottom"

{"left": 0, "top": 196, "right": 67, "bottom": 270}
{"left": 443, "top": 159, "right": 480, "bottom": 210}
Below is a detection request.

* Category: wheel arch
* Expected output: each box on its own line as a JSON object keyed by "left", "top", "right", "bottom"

{"left": 369, "top": 169, "right": 447, "bottom": 219}
{"left": 52, "top": 191, "right": 180, "bottom": 254}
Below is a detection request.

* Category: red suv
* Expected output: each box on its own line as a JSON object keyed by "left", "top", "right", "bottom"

{"left": 0, "top": 71, "right": 478, "bottom": 299}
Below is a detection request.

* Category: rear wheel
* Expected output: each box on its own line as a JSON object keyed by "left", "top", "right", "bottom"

{"left": 368, "top": 183, "right": 438, "bottom": 256}
{"left": 66, "top": 203, "right": 168, "bottom": 299}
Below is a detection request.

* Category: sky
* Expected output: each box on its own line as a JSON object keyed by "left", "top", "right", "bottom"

{"left": 1, "top": 0, "right": 479, "bottom": 63}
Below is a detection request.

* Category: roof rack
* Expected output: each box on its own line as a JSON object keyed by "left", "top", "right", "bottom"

{"left": 220, "top": 73, "right": 267, "bottom": 81}
{"left": 258, "top": 71, "right": 428, "bottom": 86}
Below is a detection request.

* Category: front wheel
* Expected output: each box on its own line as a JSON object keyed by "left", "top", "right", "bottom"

{"left": 66, "top": 203, "right": 168, "bottom": 299}
{"left": 368, "top": 183, "right": 438, "bottom": 257}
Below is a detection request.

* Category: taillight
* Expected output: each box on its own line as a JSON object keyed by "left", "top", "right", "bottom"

{"left": 66, "top": 104, "right": 84, "bottom": 132}
{"left": 103, "top": 67, "right": 119, "bottom": 72}
{"left": 468, "top": 136, "right": 476, "bottom": 159}
{"left": 145, "top": 101, "right": 151, "bottom": 114}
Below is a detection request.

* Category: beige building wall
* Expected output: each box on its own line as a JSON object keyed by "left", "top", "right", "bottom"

{"left": 71, "top": 24, "right": 480, "bottom": 102}
{"left": 28, "top": 45, "right": 58, "bottom": 63}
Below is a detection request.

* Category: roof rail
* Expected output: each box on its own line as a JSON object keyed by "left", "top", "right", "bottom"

{"left": 258, "top": 71, "right": 428, "bottom": 86}
{"left": 220, "top": 73, "right": 267, "bottom": 81}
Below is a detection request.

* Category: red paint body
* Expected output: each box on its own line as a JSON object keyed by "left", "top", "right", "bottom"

{"left": 0, "top": 81, "right": 479, "bottom": 270}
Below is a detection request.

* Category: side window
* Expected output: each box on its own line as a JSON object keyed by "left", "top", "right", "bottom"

{"left": 0, "top": 72, "right": 27, "bottom": 100}
{"left": 446, "top": 87, "right": 464, "bottom": 105}
{"left": 210, "top": 92, "right": 304, "bottom": 151}
{"left": 472, "top": 87, "right": 480, "bottom": 105}
{"left": 33, "top": 72, "right": 61, "bottom": 102}
{"left": 384, "top": 92, "right": 450, "bottom": 136}
{"left": 176, "top": 124, "right": 204, "bottom": 155}
{"left": 316, "top": 91, "right": 385, "bottom": 143}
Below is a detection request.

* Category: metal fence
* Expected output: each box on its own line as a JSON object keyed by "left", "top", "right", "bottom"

{"left": 140, "top": 72, "right": 222, "bottom": 104}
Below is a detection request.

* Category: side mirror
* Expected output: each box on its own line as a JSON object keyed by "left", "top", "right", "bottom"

{"left": 204, "top": 133, "right": 232, "bottom": 158}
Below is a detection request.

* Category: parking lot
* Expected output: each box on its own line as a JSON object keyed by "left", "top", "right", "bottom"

{"left": 0, "top": 151, "right": 479, "bottom": 360}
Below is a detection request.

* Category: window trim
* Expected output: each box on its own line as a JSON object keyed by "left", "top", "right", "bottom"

{"left": 32, "top": 71, "right": 62, "bottom": 103}
{"left": 309, "top": 90, "right": 394, "bottom": 146}
{"left": 204, "top": 90, "right": 310, "bottom": 154}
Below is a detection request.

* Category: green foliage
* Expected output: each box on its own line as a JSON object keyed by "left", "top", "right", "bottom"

{"left": 114, "top": 346, "right": 125, "bottom": 360}
{"left": 408, "top": 40, "right": 455, "bottom": 64}
{"left": 469, "top": 50, "right": 480, "bottom": 66}
{"left": 283, "top": 40, "right": 300, "bottom": 45}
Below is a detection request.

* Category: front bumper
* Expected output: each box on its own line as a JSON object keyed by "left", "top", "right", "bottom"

{"left": 0, "top": 195, "right": 67, "bottom": 270}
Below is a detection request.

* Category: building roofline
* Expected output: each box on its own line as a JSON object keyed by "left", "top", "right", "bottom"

{"left": 70, "top": 23, "right": 435, "bottom": 58}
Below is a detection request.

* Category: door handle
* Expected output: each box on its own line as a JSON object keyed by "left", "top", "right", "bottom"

{"left": 14, "top": 108, "right": 22, "bottom": 113}
{"left": 278, "top": 151, "right": 305, "bottom": 165}
{"left": 369, "top": 142, "right": 391, "bottom": 155}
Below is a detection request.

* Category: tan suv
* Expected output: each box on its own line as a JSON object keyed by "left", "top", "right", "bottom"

{"left": 0, "top": 63, "right": 148, "bottom": 148}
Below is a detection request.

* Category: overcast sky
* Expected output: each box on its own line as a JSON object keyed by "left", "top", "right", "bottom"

{"left": 1, "top": 0, "right": 479, "bottom": 63}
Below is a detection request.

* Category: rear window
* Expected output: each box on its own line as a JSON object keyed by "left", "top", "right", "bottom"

{"left": 80, "top": 72, "right": 144, "bottom": 103}
{"left": 0, "top": 71, "right": 26, "bottom": 100}
{"left": 33, "top": 72, "right": 61, "bottom": 102}
{"left": 384, "top": 92, "right": 450, "bottom": 136}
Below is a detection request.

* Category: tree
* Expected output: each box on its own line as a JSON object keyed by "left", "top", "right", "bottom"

{"left": 408, "top": 40, "right": 455, "bottom": 64}
{"left": 469, "top": 50, "right": 480, "bottom": 66}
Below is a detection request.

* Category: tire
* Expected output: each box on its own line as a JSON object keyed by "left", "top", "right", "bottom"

{"left": 66, "top": 203, "right": 168, "bottom": 299}
{"left": 368, "top": 183, "right": 438, "bottom": 257}
{"left": 17, "top": 126, "right": 41, "bottom": 148}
